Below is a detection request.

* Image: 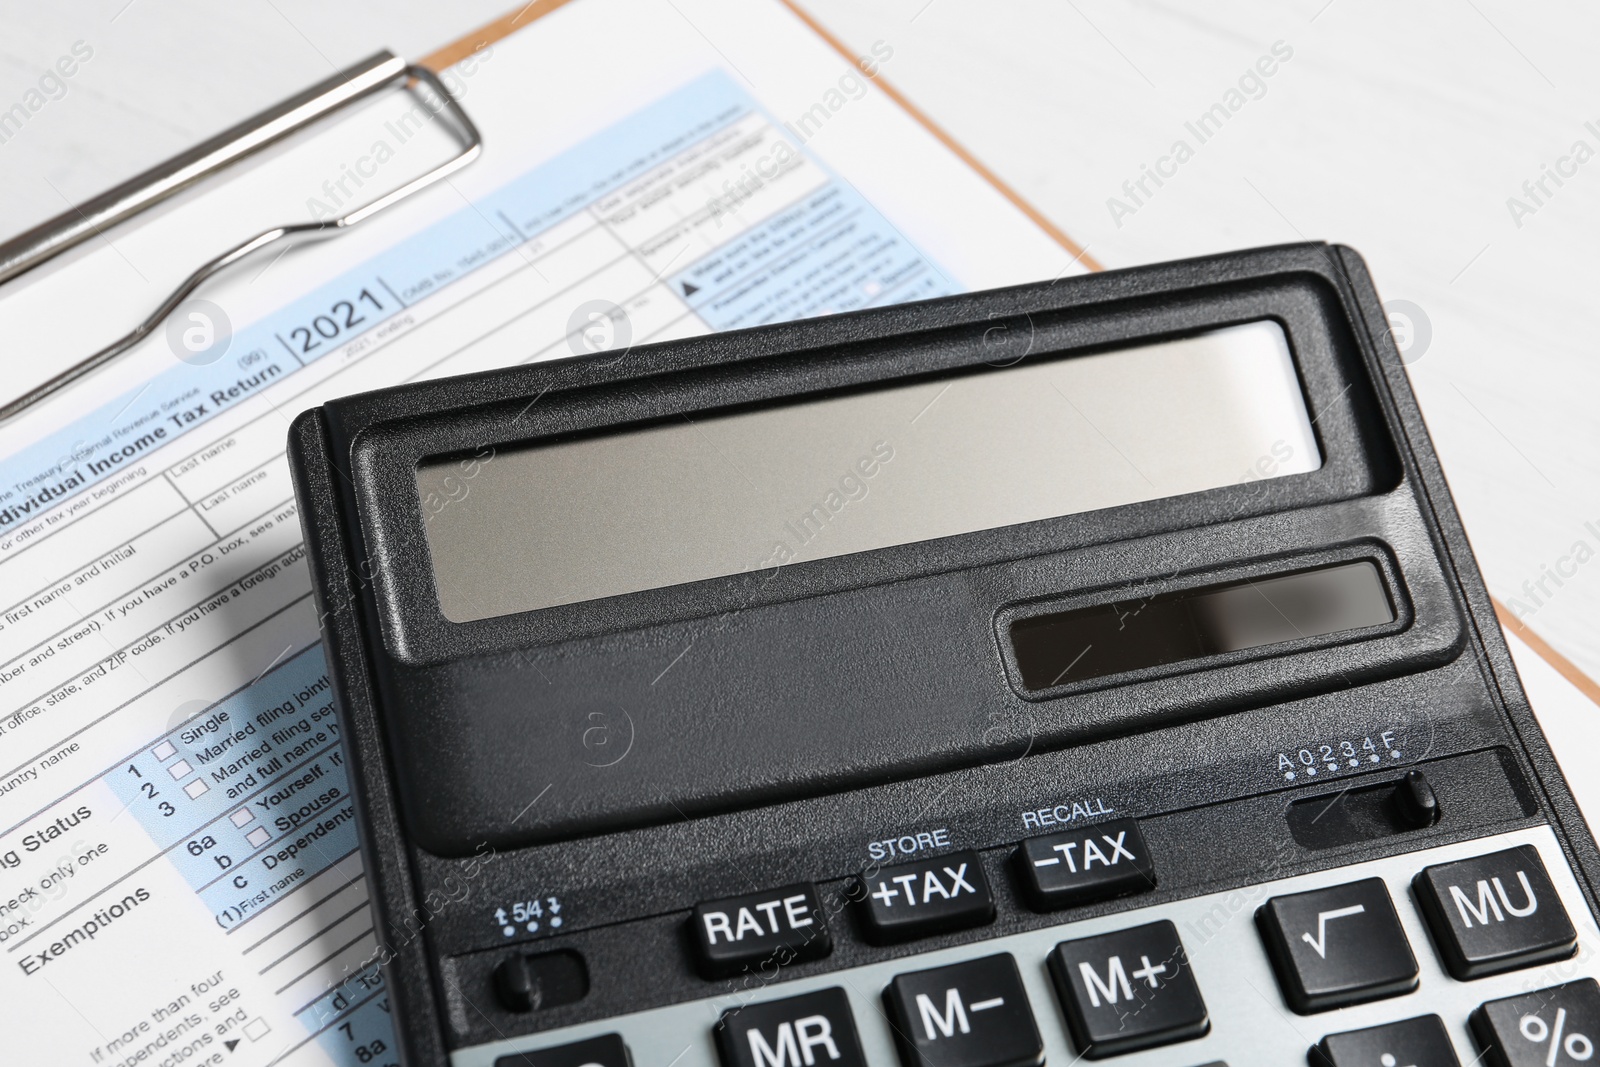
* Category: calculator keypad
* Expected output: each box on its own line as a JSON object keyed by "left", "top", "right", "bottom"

{"left": 480, "top": 827, "right": 1595, "bottom": 1067}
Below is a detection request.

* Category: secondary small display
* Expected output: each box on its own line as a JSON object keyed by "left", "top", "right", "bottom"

{"left": 416, "top": 320, "right": 1320, "bottom": 622}
{"left": 1009, "top": 560, "right": 1396, "bottom": 691}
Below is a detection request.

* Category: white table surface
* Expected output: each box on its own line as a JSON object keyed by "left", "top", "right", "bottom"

{"left": 2, "top": 0, "right": 1597, "bottom": 686}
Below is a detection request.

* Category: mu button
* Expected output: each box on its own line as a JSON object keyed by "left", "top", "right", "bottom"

{"left": 884, "top": 953, "right": 1043, "bottom": 1067}
{"left": 716, "top": 988, "right": 866, "bottom": 1067}
{"left": 1049, "top": 919, "right": 1209, "bottom": 1059}
{"left": 859, "top": 850, "right": 995, "bottom": 944}
{"left": 1015, "top": 817, "right": 1156, "bottom": 911}
{"left": 1414, "top": 845, "right": 1576, "bottom": 980}
{"left": 1257, "top": 877, "right": 1418, "bottom": 1014}
{"left": 691, "top": 883, "right": 831, "bottom": 980}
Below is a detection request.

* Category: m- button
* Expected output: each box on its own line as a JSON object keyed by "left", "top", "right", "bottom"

{"left": 691, "top": 883, "right": 831, "bottom": 979}
{"left": 1015, "top": 816, "right": 1156, "bottom": 911}
{"left": 859, "top": 849, "right": 995, "bottom": 943}
{"left": 883, "top": 953, "right": 1044, "bottom": 1067}
{"left": 1257, "top": 877, "right": 1418, "bottom": 1014}
{"left": 1414, "top": 845, "right": 1576, "bottom": 979}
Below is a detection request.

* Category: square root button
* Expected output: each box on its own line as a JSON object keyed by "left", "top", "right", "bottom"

{"left": 1257, "top": 877, "right": 1418, "bottom": 1014}
{"left": 1048, "top": 919, "right": 1208, "bottom": 1059}
{"left": 691, "top": 883, "right": 831, "bottom": 979}
{"left": 883, "top": 953, "right": 1043, "bottom": 1067}
{"left": 1414, "top": 845, "right": 1577, "bottom": 980}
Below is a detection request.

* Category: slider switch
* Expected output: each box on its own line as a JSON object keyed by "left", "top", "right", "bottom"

{"left": 492, "top": 949, "right": 588, "bottom": 1013}
{"left": 1392, "top": 769, "right": 1440, "bottom": 829}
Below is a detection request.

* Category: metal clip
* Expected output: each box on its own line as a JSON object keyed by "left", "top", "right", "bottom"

{"left": 0, "top": 50, "right": 481, "bottom": 422}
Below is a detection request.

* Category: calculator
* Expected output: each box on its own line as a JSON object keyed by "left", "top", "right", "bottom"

{"left": 287, "top": 243, "right": 1600, "bottom": 1067}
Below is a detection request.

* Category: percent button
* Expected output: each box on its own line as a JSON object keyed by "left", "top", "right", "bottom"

{"left": 1471, "top": 979, "right": 1600, "bottom": 1067}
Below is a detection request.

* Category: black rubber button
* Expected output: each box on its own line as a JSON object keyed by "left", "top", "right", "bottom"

{"left": 1257, "top": 877, "right": 1418, "bottom": 1014}
{"left": 884, "top": 953, "right": 1043, "bottom": 1067}
{"left": 1313, "top": 1014, "right": 1461, "bottom": 1067}
{"left": 859, "top": 850, "right": 995, "bottom": 944}
{"left": 494, "top": 1033, "right": 631, "bottom": 1067}
{"left": 1048, "top": 919, "right": 1208, "bottom": 1058}
{"left": 1415, "top": 845, "right": 1576, "bottom": 980}
{"left": 1014, "top": 816, "right": 1156, "bottom": 911}
{"left": 1471, "top": 979, "right": 1600, "bottom": 1067}
{"left": 715, "top": 988, "right": 866, "bottom": 1067}
{"left": 690, "top": 883, "right": 831, "bottom": 979}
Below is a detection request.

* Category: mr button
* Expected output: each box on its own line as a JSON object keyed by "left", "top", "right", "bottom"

{"left": 859, "top": 850, "right": 995, "bottom": 944}
{"left": 691, "top": 883, "right": 831, "bottom": 979}
{"left": 1414, "top": 846, "right": 1576, "bottom": 980}
{"left": 1258, "top": 877, "right": 1418, "bottom": 1014}
{"left": 716, "top": 988, "right": 866, "bottom": 1067}
{"left": 1015, "top": 817, "right": 1156, "bottom": 911}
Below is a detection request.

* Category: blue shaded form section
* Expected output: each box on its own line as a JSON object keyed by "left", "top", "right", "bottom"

{"left": 301, "top": 964, "right": 395, "bottom": 1066}
{"left": 670, "top": 181, "right": 953, "bottom": 330}
{"left": 105, "top": 646, "right": 355, "bottom": 929}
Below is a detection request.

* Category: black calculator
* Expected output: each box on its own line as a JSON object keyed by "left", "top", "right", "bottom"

{"left": 288, "top": 244, "right": 1600, "bottom": 1067}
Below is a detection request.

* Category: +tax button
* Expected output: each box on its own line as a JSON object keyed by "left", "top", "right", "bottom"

{"left": 858, "top": 849, "right": 995, "bottom": 944}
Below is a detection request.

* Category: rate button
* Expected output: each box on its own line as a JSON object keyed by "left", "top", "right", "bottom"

{"left": 690, "top": 883, "right": 831, "bottom": 979}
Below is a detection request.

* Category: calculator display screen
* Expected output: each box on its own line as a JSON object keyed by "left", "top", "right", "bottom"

{"left": 416, "top": 320, "right": 1320, "bottom": 623}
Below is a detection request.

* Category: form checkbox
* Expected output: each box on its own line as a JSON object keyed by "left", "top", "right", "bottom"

{"left": 152, "top": 741, "right": 177, "bottom": 761}
{"left": 183, "top": 779, "right": 209, "bottom": 799}
{"left": 246, "top": 826, "right": 271, "bottom": 848}
{"left": 166, "top": 759, "right": 193, "bottom": 780}
{"left": 243, "top": 1018, "right": 270, "bottom": 1041}
{"left": 230, "top": 808, "right": 255, "bottom": 827}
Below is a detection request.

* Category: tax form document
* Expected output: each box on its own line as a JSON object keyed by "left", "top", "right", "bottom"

{"left": 0, "top": 2, "right": 1078, "bottom": 1064}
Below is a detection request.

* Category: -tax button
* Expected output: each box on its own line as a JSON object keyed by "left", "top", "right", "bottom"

{"left": 1414, "top": 845, "right": 1577, "bottom": 980}
{"left": 691, "top": 883, "right": 831, "bottom": 979}
{"left": 1015, "top": 817, "right": 1156, "bottom": 911}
